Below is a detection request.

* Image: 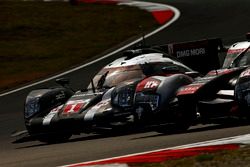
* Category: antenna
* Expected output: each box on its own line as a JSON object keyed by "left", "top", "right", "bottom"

{"left": 142, "top": 32, "right": 146, "bottom": 47}
{"left": 91, "top": 79, "right": 96, "bottom": 94}
{"left": 139, "top": 25, "right": 146, "bottom": 47}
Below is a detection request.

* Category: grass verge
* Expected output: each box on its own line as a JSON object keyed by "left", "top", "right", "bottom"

{"left": 0, "top": 1, "right": 158, "bottom": 92}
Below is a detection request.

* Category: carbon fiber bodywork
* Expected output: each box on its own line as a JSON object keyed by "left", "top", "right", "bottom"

{"left": 21, "top": 38, "right": 250, "bottom": 143}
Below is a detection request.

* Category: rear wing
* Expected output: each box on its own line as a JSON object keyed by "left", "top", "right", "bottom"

{"left": 156, "top": 38, "right": 225, "bottom": 74}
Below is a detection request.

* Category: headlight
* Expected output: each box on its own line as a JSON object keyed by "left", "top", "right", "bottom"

{"left": 25, "top": 96, "right": 40, "bottom": 118}
{"left": 113, "top": 86, "right": 134, "bottom": 107}
{"left": 135, "top": 93, "right": 159, "bottom": 111}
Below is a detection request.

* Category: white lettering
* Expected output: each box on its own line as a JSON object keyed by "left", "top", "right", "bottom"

{"left": 190, "top": 48, "right": 206, "bottom": 56}
{"left": 176, "top": 48, "right": 206, "bottom": 58}
{"left": 240, "top": 69, "right": 250, "bottom": 78}
{"left": 144, "top": 81, "right": 159, "bottom": 89}
{"left": 176, "top": 50, "right": 190, "bottom": 58}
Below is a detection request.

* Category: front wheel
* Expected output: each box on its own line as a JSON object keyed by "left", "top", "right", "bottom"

{"left": 156, "top": 121, "right": 190, "bottom": 134}
{"left": 235, "top": 75, "right": 250, "bottom": 121}
{"left": 35, "top": 133, "right": 72, "bottom": 144}
{"left": 156, "top": 110, "right": 192, "bottom": 134}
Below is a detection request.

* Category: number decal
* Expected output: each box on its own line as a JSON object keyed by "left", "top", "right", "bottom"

{"left": 63, "top": 100, "right": 86, "bottom": 114}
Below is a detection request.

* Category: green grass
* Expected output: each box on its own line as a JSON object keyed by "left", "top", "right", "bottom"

{"left": 0, "top": 1, "right": 158, "bottom": 91}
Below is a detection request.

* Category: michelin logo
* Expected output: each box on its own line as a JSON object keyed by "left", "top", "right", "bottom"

{"left": 176, "top": 48, "right": 206, "bottom": 58}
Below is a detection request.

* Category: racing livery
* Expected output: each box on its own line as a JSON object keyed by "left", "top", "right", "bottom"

{"left": 23, "top": 48, "right": 197, "bottom": 143}
{"left": 17, "top": 35, "right": 250, "bottom": 143}
{"left": 177, "top": 34, "right": 250, "bottom": 125}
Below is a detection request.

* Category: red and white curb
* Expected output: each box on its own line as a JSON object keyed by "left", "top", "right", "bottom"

{"left": 79, "top": 0, "right": 175, "bottom": 25}
{"left": 119, "top": 1, "right": 174, "bottom": 25}
{"left": 60, "top": 134, "right": 250, "bottom": 167}
{"left": 0, "top": 1, "right": 180, "bottom": 97}
{"left": 25, "top": 0, "right": 175, "bottom": 25}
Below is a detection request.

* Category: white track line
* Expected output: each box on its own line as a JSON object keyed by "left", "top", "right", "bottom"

{"left": 61, "top": 134, "right": 250, "bottom": 167}
{"left": 0, "top": 2, "right": 180, "bottom": 97}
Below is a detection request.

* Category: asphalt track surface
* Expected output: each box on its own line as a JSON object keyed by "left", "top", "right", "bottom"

{"left": 1, "top": 0, "right": 250, "bottom": 166}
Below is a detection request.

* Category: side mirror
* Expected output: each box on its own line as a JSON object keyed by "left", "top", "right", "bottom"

{"left": 246, "top": 32, "right": 250, "bottom": 41}
{"left": 185, "top": 71, "right": 200, "bottom": 78}
{"left": 162, "top": 66, "right": 179, "bottom": 73}
{"left": 56, "top": 78, "right": 70, "bottom": 87}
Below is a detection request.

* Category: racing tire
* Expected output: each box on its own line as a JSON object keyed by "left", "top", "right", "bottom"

{"left": 26, "top": 126, "right": 72, "bottom": 143}
{"left": 156, "top": 120, "right": 190, "bottom": 134}
{"left": 36, "top": 133, "right": 72, "bottom": 144}
{"left": 235, "top": 76, "right": 250, "bottom": 122}
{"left": 156, "top": 109, "right": 192, "bottom": 134}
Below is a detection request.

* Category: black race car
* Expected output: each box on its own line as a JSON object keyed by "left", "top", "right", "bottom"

{"left": 177, "top": 34, "right": 250, "bottom": 126}
{"left": 21, "top": 46, "right": 203, "bottom": 143}
{"left": 15, "top": 36, "right": 249, "bottom": 143}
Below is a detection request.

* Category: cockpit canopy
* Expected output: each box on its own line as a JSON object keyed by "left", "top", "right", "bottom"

{"left": 223, "top": 41, "right": 250, "bottom": 68}
{"left": 88, "top": 53, "right": 193, "bottom": 89}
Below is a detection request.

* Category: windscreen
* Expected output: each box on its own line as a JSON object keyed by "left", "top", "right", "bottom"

{"left": 88, "top": 65, "right": 145, "bottom": 89}
{"left": 223, "top": 48, "right": 250, "bottom": 68}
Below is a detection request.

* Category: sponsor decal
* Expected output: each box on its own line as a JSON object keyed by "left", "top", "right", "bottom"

{"left": 144, "top": 81, "right": 159, "bottom": 89}
{"left": 136, "top": 78, "right": 161, "bottom": 92}
{"left": 63, "top": 100, "right": 87, "bottom": 114}
{"left": 177, "top": 84, "right": 202, "bottom": 95}
{"left": 43, "top": 105, "right": 63, "bottom": 125}
{"left": 240, "top": 68, "right": 250, "bottom": 78}
{"left": 176, "top": 48, "right": 206, "bottom": 58}
{"left": 56, "top": 91, "right": 66, "bottom": 100}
